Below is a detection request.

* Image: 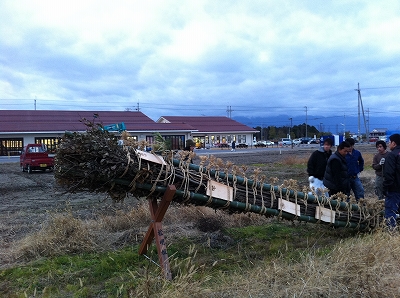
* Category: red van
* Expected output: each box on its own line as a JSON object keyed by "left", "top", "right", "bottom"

{"left": 20, "top": 144, "right": 54, "bottom": 173}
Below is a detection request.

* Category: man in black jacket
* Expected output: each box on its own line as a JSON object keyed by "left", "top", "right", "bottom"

{"left": 307, "top": 138, "right": 333, "bottom": 195}
{"left": 323, "top": 141, "right": 351, "bottom": 197}
{"left": 383, "top": 133, "right": 400, "bottom": 228}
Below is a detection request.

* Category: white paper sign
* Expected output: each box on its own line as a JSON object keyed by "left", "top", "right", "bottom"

{"left": 136, "top": 150, "right": 166, "bottom": 165}
{"left": 206, "top": 180, "right": 234, "bottom": 201}
{"left": 278, "top": 198, "right": 301, "bottom": 216}
{"left": 315, "top": 206, "right": 336, "bottom": 223}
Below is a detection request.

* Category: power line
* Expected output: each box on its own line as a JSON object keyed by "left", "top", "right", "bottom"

{"left": 361, "top": 85, "right": 400, "bottom": 90}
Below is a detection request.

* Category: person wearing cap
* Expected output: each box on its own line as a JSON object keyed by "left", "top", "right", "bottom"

{"left": 345, "top": 138, "right": 365, "bottom": 201}
{"left": 307, "top": 138, "right": 333, "bottom": 196}
{"left": 372, "top": 140, "right": 390, "bottom": 200}
{"left": 383, "top": 133, "right": 400, "bottom": 228}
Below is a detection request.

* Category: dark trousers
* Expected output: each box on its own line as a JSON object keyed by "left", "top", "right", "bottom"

{"left": 385, "top": 192, "right": 400, "bottom": 228}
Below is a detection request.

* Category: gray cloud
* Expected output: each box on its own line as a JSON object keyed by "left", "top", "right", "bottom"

{"left": 1, "top": 0, "right": 400, "bottom": 130}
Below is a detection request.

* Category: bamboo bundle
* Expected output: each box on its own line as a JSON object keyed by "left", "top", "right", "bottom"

{"left": 55, "top": 123, "right": 384, "bottom": 230}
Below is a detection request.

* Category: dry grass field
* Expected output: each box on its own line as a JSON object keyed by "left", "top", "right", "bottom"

{"left": 1, "top": 144, "right": 400, "bottom": 297}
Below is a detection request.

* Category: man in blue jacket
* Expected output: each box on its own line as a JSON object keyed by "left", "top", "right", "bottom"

{"left": 383, "top": 133, "right": 400, "bottom": 229}
{"left": 345, "top": 138, "right": 364, "bottom": 201}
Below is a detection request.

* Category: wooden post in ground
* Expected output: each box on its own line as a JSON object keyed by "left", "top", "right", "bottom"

{"left": 138, "top": 185, "right": 176, "bottom": 280}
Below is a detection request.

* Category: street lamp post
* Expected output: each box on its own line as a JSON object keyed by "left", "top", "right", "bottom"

{"left": 340, "top": 123, "right": 345, "bottom": 137}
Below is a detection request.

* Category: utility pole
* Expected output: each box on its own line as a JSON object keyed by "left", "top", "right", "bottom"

{"left": 289, "top": 117, "right": 293, "bottom": 148}
{"left": 357, "top": 84, "right": 360, "bottom": 140}
{"left": 226, "top": 106, "right": 233, "bottom": 118}
{"left": 304, "top": 106, "right": 308, "bottom": 138}
{"left": 355, "top": 83, "right": 368, "bottom": 141}
{"left": 34, "top": 96, "right": 37, "bottom": 110}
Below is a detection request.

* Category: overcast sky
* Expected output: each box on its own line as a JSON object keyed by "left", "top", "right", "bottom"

{"left": 1, "top": 0, "right": 400, "bottom": 128}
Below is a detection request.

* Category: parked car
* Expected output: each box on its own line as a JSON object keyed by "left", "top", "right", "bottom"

{"left": 278, "top": 138, "right": 292, "bottom": 146}
{"left": 308, "top": 139, "right": 319, "bottom": 144}
{"left": 20, "top": 143, "right": 54, "bottom": 173}
{"left": 300, "top": 137, "right": 313, "bottom": 144}
{"left": 254, "top": 141, "right": 266, "bottom": 148}
{"left": 292, "top": 139, "right": 301, "bottom": 145}
{"left": 236, "top": 143, "right": 248, "bottom": 148}
{"left": 265, "top": 140, "right": 275, "bottom": 146}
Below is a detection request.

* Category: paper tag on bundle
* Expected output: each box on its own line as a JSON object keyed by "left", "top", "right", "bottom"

{"left": 315, "top": 206, "right": 336, "bottom": 223}
{"left": 206, "top": 180, "right": 234, "bottom": 201}
{"left": 136, "top": 150, "right": 166, "bottom": 165}
{"left": 278, "top": 198, "right": 300, "bottom": 216}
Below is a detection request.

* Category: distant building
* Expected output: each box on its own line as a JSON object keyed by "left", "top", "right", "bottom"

{"left": 368, "top": 128, "right": 387, "bottom": 142}
{"left": 0, "top": 110, "right": 256, "bottom": 155}
{"left": 157, "top": 116, "right": 256, "bottom": 149}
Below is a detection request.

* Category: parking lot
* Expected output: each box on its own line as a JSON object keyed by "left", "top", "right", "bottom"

{"left": 195, "top": 143, "right": 320, "bottom": 155}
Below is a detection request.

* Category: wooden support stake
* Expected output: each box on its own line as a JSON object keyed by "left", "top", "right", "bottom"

{"left": 138, "top": 185, "right": 176, "bottom": 280}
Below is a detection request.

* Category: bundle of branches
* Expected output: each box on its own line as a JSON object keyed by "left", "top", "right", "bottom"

{"left": 55, "top": 119, "right": 168, "bottom": 201}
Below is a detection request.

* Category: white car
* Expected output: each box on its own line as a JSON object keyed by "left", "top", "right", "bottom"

{"left": 265, "top": 140, "right": 275, "bottom": 146}
{"left": 292, "top": 139, "right": 301, "bottom": 145}
{"left": 278, "top": 138, "right": 292, "bottom": 146}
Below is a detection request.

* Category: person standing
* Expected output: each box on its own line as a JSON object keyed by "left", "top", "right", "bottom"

{"left": 323, "top": 141, "right": 351, "bottom": 197}
{"left": 372, "top": 140, "right": 390, "bottom": 200}
{"left": 307, "top": 138, "right": 333, "bottom": 195}
{"left": 231, "top": 140, "right": 236, "bottom": 152}
{"left": 183, "top": 139, "right": 196, "bottom": 163}
{"left": 345, "top": 138, "right": 365, "bottom": 201}
{"left": 383, "top": 133, "right": 400, "bottom": 229}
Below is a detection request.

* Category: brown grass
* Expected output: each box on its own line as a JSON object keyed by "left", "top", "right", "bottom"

{"left": 12, "top": 201, "right": 272, "bottom": 261}
{"left": 10, "top": 187, "right": 400, "bottom": 297}
{"left": 99, "top": 201, "right": 151, "bottom": 232}
{"left": 17, "top": 211, "right": 98, "bottom": 260}
{"left": 206, "top": 228, "right": 400, "bottom": 297}
{"left": 14, "top": 203, "right": 152, "bottom": 260}
{"left": 363, "top": 152, "right": 374, "bottom": 169}
{"left": 128, "top": 245, "right": 212, "bottom": 298}
{"left": 281, "top": 155, "right": 308, "bottom": 166}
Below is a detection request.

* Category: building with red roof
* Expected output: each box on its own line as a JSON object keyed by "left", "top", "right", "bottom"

{"left": 0, "top": 110, "right": 256, "bottom": 155}
{"left": 158, "top": 116, "right": 256, "bottom": 148}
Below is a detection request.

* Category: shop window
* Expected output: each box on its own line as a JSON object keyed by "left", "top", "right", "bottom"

{"left": 35, "top": 137, "right": 60, "bottom": 153}
{"left": 147, "top": 135, "right": 184, "bottom": 150}
{"left": 0, "top": 138, "right": 23, "bottom": 156}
